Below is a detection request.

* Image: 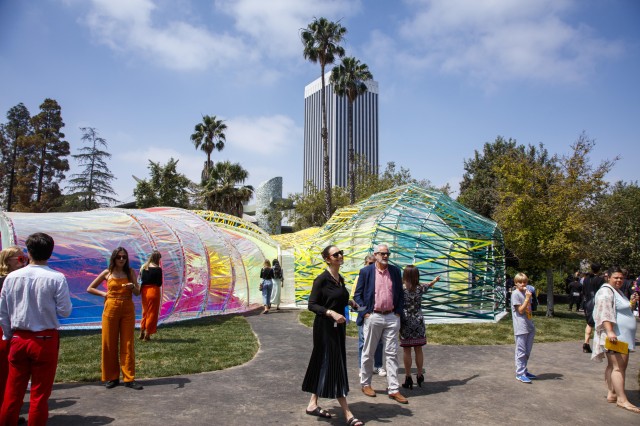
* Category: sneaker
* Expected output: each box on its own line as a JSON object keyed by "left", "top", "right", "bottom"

{"left": 516, "top": 375, "right": 532, "bottom": 384}
{"left": 378, "top": 368, "right": 387, "bottom": 377}
{"left": 373, "top": 367, "right": 380, "bottom": 375}
{"left": 525, "top": 372, "right": 537, "bottom": 379}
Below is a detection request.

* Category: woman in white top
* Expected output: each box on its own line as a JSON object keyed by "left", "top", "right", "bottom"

{"left": 591, "top": 265, "right": 639, "bottom": 414}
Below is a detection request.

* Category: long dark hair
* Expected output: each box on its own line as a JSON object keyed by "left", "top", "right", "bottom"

{"left": 109, "top": 247, "right": 132, "bottom": 278}
{"left": 321, "top": 245, "right": 336, "bottom": 262}
{"left": 403, "top": 265, "right": 420, "bottom": 291}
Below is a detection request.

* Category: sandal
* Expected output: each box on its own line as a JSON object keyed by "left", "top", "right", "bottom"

{"left": 306, "top": 406, "right": 332, "bottom": 418}
{"left": 617, "top": 403, "right": 640, "bottom": 414}
{"left": 347, "top": 417, "right": 364, "bottom": 425}
{"left": 606, "top": 395, "right": 617, "bottom": 403}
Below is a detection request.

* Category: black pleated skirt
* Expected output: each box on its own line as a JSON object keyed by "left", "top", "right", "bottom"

{"left": 301, "top": 315, "right": 349, "bottom": 398}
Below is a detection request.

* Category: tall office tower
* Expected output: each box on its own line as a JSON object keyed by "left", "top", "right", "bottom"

{"left": 303, "top": 73, "right": 379, "bottom": 193}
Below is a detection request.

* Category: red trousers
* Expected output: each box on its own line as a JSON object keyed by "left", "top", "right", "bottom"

{"left": 0, "top": 327, "right": 9, "bottom": 411}
{"left": 0, "top": 329, "right": 59, "bottom": 426}
{"left": 140, "top": 285, "right": 161, "bottom": 335}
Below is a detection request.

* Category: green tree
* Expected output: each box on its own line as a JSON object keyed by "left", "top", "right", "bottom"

{"left": 287, "top": 159, "right": 439, "bottom": 230}
{"left": 301, "top": 17, "right": 347, "bottom": 220}
{"left": 587, "top": 181, "right": 640, "bottom": 271}
{"left": 190, "top": 115, "right": 227, "bottom": 183}
{"left": 493, "top": 134, "right": 614, "bottom": 316}
{"left": 1, "top": 103, "right": 32, "bottom": 211}
{"left": 458, "top": 136, "right": 520, "bottom": 219}
{"left": 200, "top": 161, "right": 253, "bottom": 217}
{"left": 330, "top": 56, "right": 373, "bottom": 204}
{"left": 30, "top": 99, "right": 70, "bottom": 210}
{"left": 134, "top": 158, "right": 192, "bottom": 208}
{"left": 67, "top": 127, "right": 117, "bottom": 210}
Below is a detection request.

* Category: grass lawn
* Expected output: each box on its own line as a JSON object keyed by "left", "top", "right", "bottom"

{"left": 56, "top": 314, "right": 258, "bottom": 383}
{"left": 299, "top": 304, "right": 587, "bottom": 345}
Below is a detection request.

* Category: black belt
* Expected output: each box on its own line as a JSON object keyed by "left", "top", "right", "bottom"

{"left": 373, "top": 310, "right": 393, "bottom": 315}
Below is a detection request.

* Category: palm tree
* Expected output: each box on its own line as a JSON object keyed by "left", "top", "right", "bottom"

{"left": 201, "top": 161, "right": 253, "bottom": 217}
{"left": 330, "top": 57, "right": 373, "bottom": 204}
{"left": 301, "top": 17, "right": 347, "bottom": 221}
{"left": 190, "top": 115, "right": 227, "bottom": 182}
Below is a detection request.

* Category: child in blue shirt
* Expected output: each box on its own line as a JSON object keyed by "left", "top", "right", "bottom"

{"left": 511, "top": 272, "right": 537, "bottom": 383}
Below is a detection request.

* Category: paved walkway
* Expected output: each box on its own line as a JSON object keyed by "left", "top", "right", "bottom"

{"left": 38, "top": 309, "right": 640, "bottom": 425}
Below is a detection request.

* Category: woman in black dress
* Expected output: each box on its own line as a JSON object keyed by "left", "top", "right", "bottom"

{"left": 302, "top": 245, "right": 363, "bottom": 426}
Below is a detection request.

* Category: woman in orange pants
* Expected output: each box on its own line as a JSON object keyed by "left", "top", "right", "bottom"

{"left": 87, "top": 247, "right": 143, "bottom": 390}
{"left": 139, "top": 250, "right": 163, "bottom": 341}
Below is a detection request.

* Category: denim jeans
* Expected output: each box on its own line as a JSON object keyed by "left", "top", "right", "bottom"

{"left": 261, "top": 280, "right": 273, "bottom": 307}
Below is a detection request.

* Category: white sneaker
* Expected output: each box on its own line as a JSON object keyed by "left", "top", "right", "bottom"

{"left": 378, "top": 368, "right": 387, "bottom": 377}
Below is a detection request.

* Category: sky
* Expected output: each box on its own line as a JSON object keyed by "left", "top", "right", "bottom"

{"left": 1, "top": 0, "right": 639, "bottom": 205}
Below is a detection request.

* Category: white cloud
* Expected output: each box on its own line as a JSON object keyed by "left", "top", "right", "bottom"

{"left": 226, "top": 114, "right": 302, "bottom": 155}
{"left": 82, "top": 0, "right": 251, "bottom": 71}
{"left": 215, "top": 0, "right": 361, "bottom": 58}
{"left": 368, "top": 0, "right": 623, "bottom": 87}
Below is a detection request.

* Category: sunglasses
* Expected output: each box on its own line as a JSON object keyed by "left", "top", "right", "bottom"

{"left": 11, "top": 255, "right": 27, "bottom": 263}
{"left": 376, "top": 251, "right": 391, "bottom": 257}
{"left": 330, "top": 250, "right": 344, "bottom": 258}
{"left": 115, "top": 255, "right": 128, "bottom": 260}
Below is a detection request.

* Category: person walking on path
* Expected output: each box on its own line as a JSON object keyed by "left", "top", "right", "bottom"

{"left": 259, "top": 260, "right": 274, "bottom": 314}
{"left": 301, "top": 245, "right": 363, "bottom": 426}
{"left": 139, "top": 250, "right": 163, "bottom": 341}
{"left": 271, "top": 259, "right": 284, "bottom": 310}
{"left": 591, "top": 266, "right": 639, "bottom": 414}
{"left": 87, "top": 247, "right": 143, "bottom": 390}
{"left": 511, "top": 272, "right": 537, "bottom": 384}
{"left": 354, "top": 243, "right": 408, "bottom": 404}
{"left": 0, "top": 233, "right": 72, "bottom": 426}
{"left": 583, "top": 263, "right": 605, "bottom": 353}
{"left": 400, "top": 265, "right": 440, "bottom": 390}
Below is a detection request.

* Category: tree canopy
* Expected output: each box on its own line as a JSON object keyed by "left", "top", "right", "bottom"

{"left": 134, "top": 158, "right": 192, "bottom": 209}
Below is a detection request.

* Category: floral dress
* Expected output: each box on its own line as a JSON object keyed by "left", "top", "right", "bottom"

{"left": 400, "top": 285, "right": 427, "bottom": 347}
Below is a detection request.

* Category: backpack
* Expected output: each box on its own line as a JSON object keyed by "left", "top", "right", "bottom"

{"left": 273, "top": 264, "right": 283, "bottom": 279}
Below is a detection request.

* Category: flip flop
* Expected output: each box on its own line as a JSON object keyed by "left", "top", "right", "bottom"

{"left": 606, "top": 396, "right": 617, "bottom": 403}
{"left": 617, "top": 403, "right": 640, "bottom": 414}
{"left": 306, "top": 407, "right": 332, "bottom": 418}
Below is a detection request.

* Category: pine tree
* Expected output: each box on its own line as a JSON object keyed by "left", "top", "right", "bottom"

{"left": 1, "top": 103, "right": 32, "bottom": 211}
{"left": 67, "top": 127, "right": 117, "bottom": 210}
{"left": 30, "top": 98, "right": 70, "bottom": 211}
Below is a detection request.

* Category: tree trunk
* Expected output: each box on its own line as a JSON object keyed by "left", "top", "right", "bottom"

{"left": 545, "top": 267, "right": 554, "bottom": 317}
{"left": 320, "top": 65, "right": 332, "bottom": 221}
{"left": 6, "top": 133, "right": 18, "bottom": 211}
{"left": 348, "top": 100, "right": 355, "bottom": 204}
{"left": 36, "top": 141, "right": 46, "bottom": 203}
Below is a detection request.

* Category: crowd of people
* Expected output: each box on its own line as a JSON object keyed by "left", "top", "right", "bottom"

{"left": 0, "top": 235, "right": 164, "bottom": 424}
{"left": 0, "top": 235, "right": 638, "bottom": 424}
{"left": 301, "top": 246, "right": 639, "bottom": 424}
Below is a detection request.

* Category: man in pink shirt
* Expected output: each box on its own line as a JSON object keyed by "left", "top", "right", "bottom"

{"left": 353, "top": 244, "right": 407, "bottom": 404}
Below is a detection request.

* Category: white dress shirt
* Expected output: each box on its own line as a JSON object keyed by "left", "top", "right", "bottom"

{"left": 0, "top": 264, "right": 72, "bottom": 339}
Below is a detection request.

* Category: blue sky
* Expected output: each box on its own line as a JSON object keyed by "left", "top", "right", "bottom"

{"left": 1, "top": 0, "right": 639, "bottom": 205}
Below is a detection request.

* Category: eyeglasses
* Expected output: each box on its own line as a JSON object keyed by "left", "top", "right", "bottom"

{"left": 376, "top": 252, "right": 391, "bottom": 257}
{"left": 330, "top": 250, "right": 344, "bottom": 258}
{"left": 115, "top": 255, "right": 128, "bottom": 260}
{"left": 10, "top": 255, "right": 27, "bottom": 263}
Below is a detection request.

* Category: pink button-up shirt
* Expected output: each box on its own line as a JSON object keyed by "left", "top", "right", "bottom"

{"left": 374, "top": 265, "right": 394, "bottom": 312}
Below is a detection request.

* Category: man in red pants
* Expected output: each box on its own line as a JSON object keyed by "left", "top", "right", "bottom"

{"left": 0, "top": 233, "right": 72, "bottom": 426}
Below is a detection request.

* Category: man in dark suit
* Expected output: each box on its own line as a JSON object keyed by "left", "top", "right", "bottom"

{"left": 354, "top": 244, "right": 407, "bottom": 404}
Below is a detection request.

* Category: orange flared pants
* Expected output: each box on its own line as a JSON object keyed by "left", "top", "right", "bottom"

{"left": 101, "top": 297, "right": 135, "bottom": 382}
{"left": 140, "top": 285, "right": 161, "bottom": 335}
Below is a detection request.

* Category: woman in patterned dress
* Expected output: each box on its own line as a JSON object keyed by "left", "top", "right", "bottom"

{"left": 400, "top": 265, "right": 440, "bottom": 389}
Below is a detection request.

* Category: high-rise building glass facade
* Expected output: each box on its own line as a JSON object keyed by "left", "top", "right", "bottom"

{"left": 303, "top": 73, "right": 379, "bottom": 192}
